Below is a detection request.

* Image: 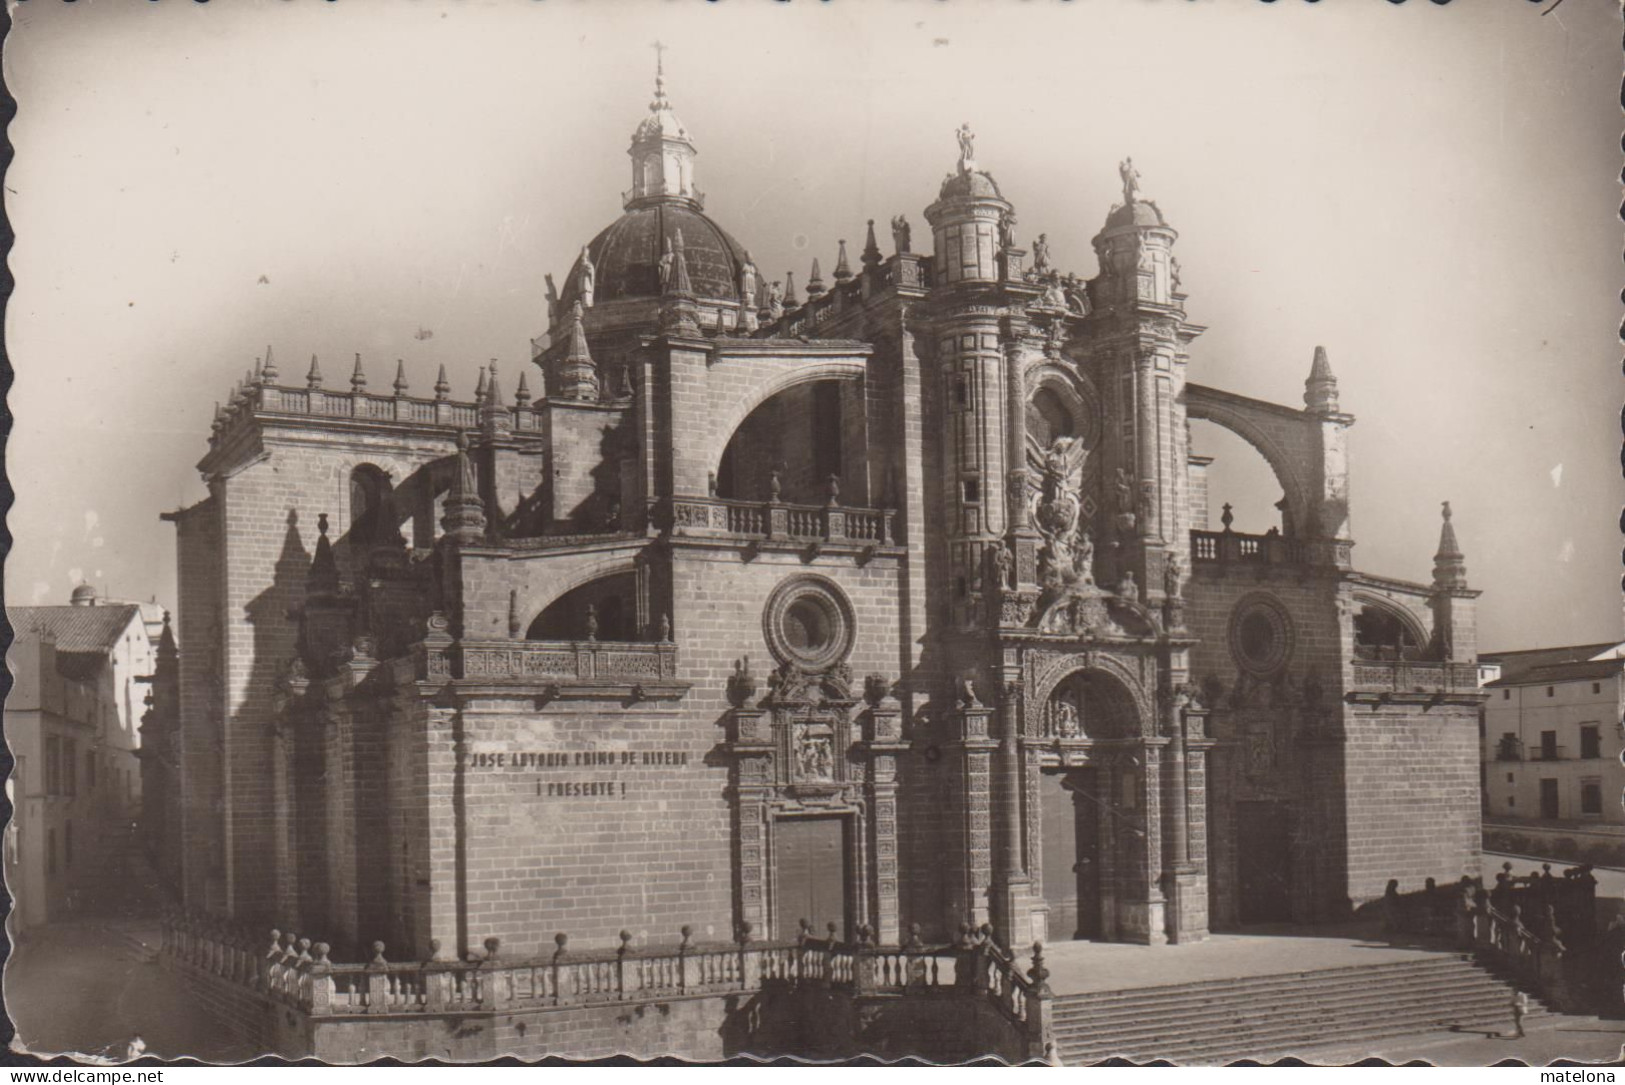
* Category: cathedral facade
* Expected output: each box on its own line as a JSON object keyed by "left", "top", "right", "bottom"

{"left": 166, "top": 75, "right": 1484, "bottom": 962}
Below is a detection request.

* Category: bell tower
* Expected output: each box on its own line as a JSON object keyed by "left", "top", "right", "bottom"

{"left": 924, "top": 126, "right": 1016, "bottom": 627}
{"left": 1087, "top": 159, "right": 1195, "bottom": 602}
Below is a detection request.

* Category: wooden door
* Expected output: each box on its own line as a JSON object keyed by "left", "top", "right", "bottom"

{"left": 774, "top": 816, "right": 848, "bottom": 942}
{"left": 1236, "top": 801, "right": 1293, "bottom": 924}
{"left": 1041, "top": 771, "right": 1101, "bottom": 940}
{"left": 1539, "top": 778, "right": 1560, "bottom": 820}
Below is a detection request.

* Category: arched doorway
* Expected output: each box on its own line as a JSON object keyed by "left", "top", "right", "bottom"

{"left": 1037, "top": 669, "right": 1143, "bottom": 943}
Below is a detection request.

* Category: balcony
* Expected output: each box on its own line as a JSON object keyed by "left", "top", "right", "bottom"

{"left": 669, "top": 496, "right": 897, "bottom": 551}
{"left": 1190, "top": 528, "right": 1310, "bottom": 567}
{"left": 1495, "top": 737, "right": 1524, "bottom": 762}
{"left": 1346, "top": 660, "right": 1482, "bottom": 707}
{"left": 420, "top": 638, "right": 685, "bottom": 699}
{"left": 1528, "top": 745, "right": 1566, "bottom": 763}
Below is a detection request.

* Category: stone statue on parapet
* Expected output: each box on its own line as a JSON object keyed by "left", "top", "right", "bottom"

{"left": 577, "top": 245, "right": 596, "bottom": 308}
{"left": 1032, "top": 233, "right": 1051, "bottom": 274}
{"left": 956, "top": 123, "right": 976, "bottom": 174}
{"left": 1119, "top": 157, "right": 1142, "bottom": 205}
{"left": 890, "top": 215, "right": 912, "bottom": 254}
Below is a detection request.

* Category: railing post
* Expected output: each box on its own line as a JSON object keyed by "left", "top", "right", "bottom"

{"left": 478, "top": 937, "right": 510, "bottom": 1011}
{"left": 972, "top": 925, "right": 994, "bottom": 994}
{"left": 424, "top": 940, "right": 451, "bottom": 1013}
{"left": 365, "top": 941, "right": 391, "bottom": 1014}
{"left": 551, "top": 934, "right": 569, "bottom": 1006}
{"left": 852, "top": 925, "right": 877, "bottom": 995}
{"left": 306, "top": 943, "right": 333, "bottom": 1016}
{"left": 737, "top": 922, "right": 760, "bottom": 992}
{"left": 259, "top": 929, "right": 281, "bottom": 991}
{"left": 679, "top": 925, "right": 699, "bottom": 992}
{"left": 903, "top": 924, "right": 928, "bottom": 989}
{"left": 616, "top": 930, "right": 633, "bottom": 1001}
{"left": 1025, "top": 942, "right": 1055, "bottom": 1064}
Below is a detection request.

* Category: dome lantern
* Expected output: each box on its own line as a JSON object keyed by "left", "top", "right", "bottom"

{"left": 626, "top": 44, "right": 699, "bottom": 209}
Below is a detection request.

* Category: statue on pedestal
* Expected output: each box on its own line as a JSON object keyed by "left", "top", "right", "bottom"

{"left": 956, "top": 123, "right": 976, "bottom": 174}
{"left": 1119, "top": 157, "right": 1142, "bottom": 205}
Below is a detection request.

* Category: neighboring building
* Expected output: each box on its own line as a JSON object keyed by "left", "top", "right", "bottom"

{"left": 1481, "top": 641, "right": 1624, "bottom": 824}
{"left": 5, "top": 586, "right": 163, "bottom": 930}
{"left": 164, "top": 75, "right": 1484, "bottom": 965}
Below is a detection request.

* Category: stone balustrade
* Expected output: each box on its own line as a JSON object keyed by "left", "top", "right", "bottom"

{"left": 1348, "top": 660, "right": 1480, "bottom": 695}
{"left": 437, "top": 638, "right": 679, "bottom": 684}
{"left": 160, "top": 909, "right": 1052, "bottom": 1055}
{"left": 216, "top": 384, "right": 546, "bottom": 444}
{"left": 1189, "top": 528, "right": 1309, "bottom": 566}
{"left": 1378, "top": 868, "right": 1598, "bottom": 1014}
{"left": 669, "top": 496, "right": 895, "bottom": 548}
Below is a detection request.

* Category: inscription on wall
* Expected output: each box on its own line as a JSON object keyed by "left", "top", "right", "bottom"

{"left": 468, "top": 747, "right": 691, "bottom": 800}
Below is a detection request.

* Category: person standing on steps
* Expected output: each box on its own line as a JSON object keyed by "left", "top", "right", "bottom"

{"left": 1509, "top": 990, "right": 1528, "bottom": 1039}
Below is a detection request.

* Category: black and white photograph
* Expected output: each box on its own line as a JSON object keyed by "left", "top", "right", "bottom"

{"left": 2, "top": 0, "right": 1620, "bottom": 1069}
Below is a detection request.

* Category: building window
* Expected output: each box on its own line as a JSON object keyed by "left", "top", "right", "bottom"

{"left": 962, "top": 478, "right": 980, "bottom": 504}
{"left": 64, "top": 739, "right": 78, "bottom": 798}
{"left": 46, "top": 830, "right": 56, "bottom": 876}
{"left": 1593, "top": 683, "right": 1603, "bottom": 695}
{"left": 1502, "top": 689, "right": 1510, "bottom": 700}
{"left": 1506, "top": 772, "right": 1514, "bottom": 783}
{"left": 1580, "top": 779, "right": 1603, "bottom": 816}
{"left": 1538, "top": 731, "right": 1558, "bottom": 761}
{"left": 1229, "top": 594, "right": 1294, "bottom": 677}
{"left": 1546, "top": 686, "right": 1554, "bottom": 697}
{"left": 1580, "top": 724, "right": 1601, "bottom": 760}
{"left": 1507, "top": 796, "right": 1515, "bottom": 807}
{"left": 763, "top": 575, "right": 856, "bottom": 674}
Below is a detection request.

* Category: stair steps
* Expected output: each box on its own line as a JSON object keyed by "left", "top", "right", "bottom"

{"left": 1053, "top": 955, "right": 1542, "bottom": 1064}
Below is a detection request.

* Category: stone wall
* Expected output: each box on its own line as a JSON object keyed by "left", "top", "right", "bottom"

{"left": 1342, "top": 705, "right": 1483, "bottom": 904}
{"left": 447, "top": 694, "right": 728, "bottom": 958}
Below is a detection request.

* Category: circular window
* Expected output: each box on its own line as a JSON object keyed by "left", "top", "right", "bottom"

{"left": 1229, "top": 594, "right": 1293, "bottom": 676}
{"left": 764, "top": 576, "right": 855, "bottom": 672}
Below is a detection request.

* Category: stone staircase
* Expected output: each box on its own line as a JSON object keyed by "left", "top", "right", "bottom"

{"left": 1053, "top": 955, "right": 1540, "bottom": 1065}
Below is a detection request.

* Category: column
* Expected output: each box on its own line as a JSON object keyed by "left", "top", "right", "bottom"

{"left": 951, "top": 698, "right": 997, "bottom": 933}
{"left": 993, "top": 679, "right": 1032, "bottom": 947}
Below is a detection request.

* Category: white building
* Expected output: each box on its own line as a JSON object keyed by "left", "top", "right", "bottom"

{"left": 5, "top": 585, "right": 163, "bottom": 931}
{"left": 1481, "top": 640, "right": 1625, "bottom": 825}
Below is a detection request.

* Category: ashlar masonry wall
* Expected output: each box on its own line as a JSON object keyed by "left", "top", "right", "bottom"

{"left": 448, "top": 693, "right": 731, "bottom": 958}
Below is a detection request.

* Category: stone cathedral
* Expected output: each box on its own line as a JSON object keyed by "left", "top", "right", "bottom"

{"left": 166, "top": 74, "right": 1484, "bottom": 962}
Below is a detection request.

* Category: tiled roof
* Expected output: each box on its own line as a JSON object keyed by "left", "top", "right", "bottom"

{"left": 1483, "top": 657, "right": 1625, "bottom": 688}
{"left": 7, "top": 605, "right": 143, "bottom": 655}
{"left": 1479, "top": 641, "right": 1625, "bottom": 683}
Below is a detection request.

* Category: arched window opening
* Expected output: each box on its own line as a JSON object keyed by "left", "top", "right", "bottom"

{"left": 349, "top": 465, "right": 397, "bottom": 548}
{"left": 1043, "top": 671, "right": 1138, "bottom": 740}
{"left": 717, "top": 380, "right": 854, "bottom": 505}
{"left": 1353, "top": 603, "right": 1426, "bottom": 661}
{"left": 1027, "top": 386, "right": 1076, "bottom": 451}
{"left": 1187, "top": 420, "right": 1288, "bottom": 534}
{"left": 527, "top": 572, "right": 640, "bottom": 642}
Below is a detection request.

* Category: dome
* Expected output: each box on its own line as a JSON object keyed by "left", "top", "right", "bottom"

{"left": 571, "top": 202, "right": 753, "bottom": 305}
{"left": 634, "top": 102, "right": 692, "bottom": 146}
{"left": 937, "top": 169, "right": 1004, "bottom": 202}
{"left": 70, "top": 582, "right": 97, "bottom": 607}
{"left": 1105, "top": 200, "right": 1167, "bottom": 228}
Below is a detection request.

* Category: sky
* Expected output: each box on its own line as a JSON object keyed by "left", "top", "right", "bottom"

{"left": 4, "top": 0, "right": 1620, "bottom": 652}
